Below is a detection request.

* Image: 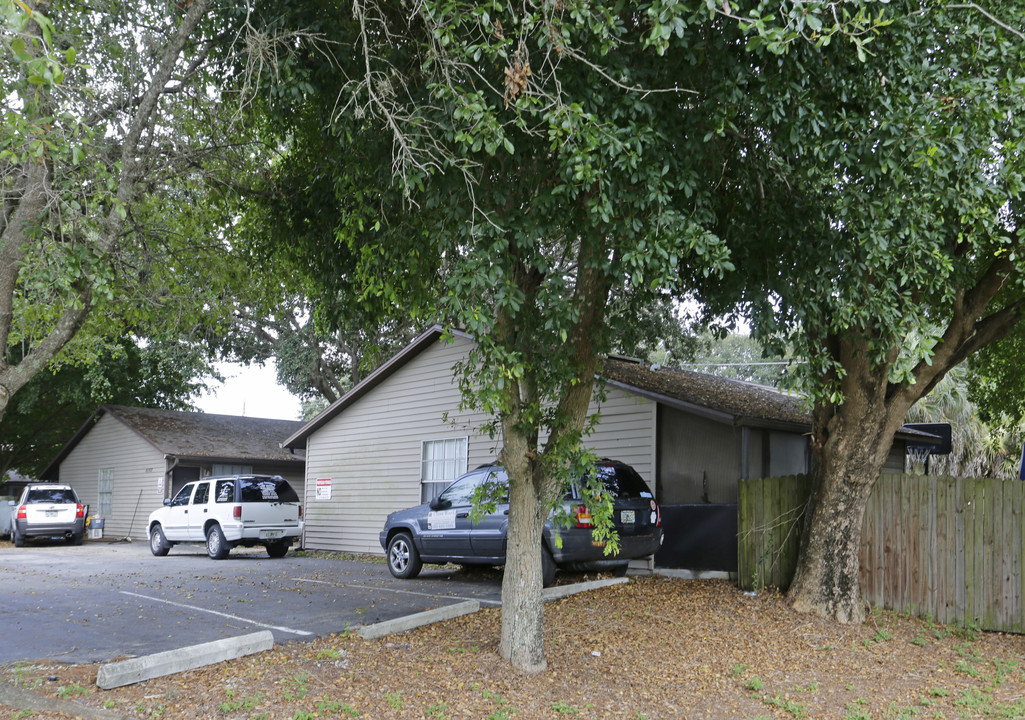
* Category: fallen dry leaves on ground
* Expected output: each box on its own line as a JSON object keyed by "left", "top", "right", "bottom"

{"left": 4, "top": 576, "right": 1025, "bottom": 719}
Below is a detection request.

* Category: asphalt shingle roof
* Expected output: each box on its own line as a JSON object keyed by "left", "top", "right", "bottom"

{"left": 602, "top": 357, "right": 811, "bottom": 427}
{"left": 103, "top": 405, "right": 303, "bottom": 461}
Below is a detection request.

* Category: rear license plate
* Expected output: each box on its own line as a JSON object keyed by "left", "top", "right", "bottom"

{"left": 259, "top": 530, "right": 283, "bottom": 539}
{"left": 621, "top": 510, "right": 635, "bottom": 524}
{"left": 45, "top": 510, "right": 58, "bottom": 518}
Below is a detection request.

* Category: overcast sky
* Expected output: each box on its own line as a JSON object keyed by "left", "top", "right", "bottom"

{"left": 193, "top": 360, "right": 303, "bottom": 420}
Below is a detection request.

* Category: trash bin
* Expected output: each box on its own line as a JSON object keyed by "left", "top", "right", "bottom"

{"left": 88, "top": 516, "right": 104, "bottom": 540}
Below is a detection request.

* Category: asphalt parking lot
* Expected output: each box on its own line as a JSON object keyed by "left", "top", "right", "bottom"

{"left": 0, "top": 539, "right": 503, "bottom": 665}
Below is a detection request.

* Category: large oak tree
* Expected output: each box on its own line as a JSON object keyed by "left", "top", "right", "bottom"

{"left": 238, "top": 0, "right": 757, "bottom": 671}
{"left": 694, "top": 1, "right": 1025, "bottom": 622}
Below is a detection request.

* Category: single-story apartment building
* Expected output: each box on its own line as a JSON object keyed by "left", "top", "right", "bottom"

{"left": 41, "top": 406, "right": 304, "bottom": 540}
{"left": 283, "top": 326, "right": 922, "bottom": 571}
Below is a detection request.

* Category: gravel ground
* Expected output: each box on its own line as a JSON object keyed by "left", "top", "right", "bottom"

{"left": 3, "top": 576, "right": 1025, "bottom": 719}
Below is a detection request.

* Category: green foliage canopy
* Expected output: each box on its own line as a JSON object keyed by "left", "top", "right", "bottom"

{"left": 0, "top": 0, "right": 279, "bottom": 419}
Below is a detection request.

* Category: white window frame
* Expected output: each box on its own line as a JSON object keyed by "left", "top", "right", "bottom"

{"left": 420, "top": 437, "right": 468, "bottom": 502}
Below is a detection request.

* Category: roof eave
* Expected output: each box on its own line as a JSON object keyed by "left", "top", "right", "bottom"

{"left": 164, "top": 453, "right": 305, "bottom": 467}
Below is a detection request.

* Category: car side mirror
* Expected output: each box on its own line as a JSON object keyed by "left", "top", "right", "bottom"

{"left": 428, "top": 497, "right": 441, "bottom": 511}
{"left": 163, "top": 498, "right": 172, "bottom": 507}
{"left": 6, "top": 500, "right": 13, "bottom": 507}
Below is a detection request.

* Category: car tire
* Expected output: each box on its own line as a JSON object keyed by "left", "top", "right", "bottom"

{"left": 72, "top": 532, "right": 84, "bottom": 546}
{"left": 265, "top": 540, "right": 289, "bottom": 558}
{"left": 541, "top": 545, "right": 557, "bottom": 588}
{"left": 612, "top": 563, "right": 629, "bottom": 578}
{"left": 149, "top": 525, "right": 171, "bottom": 557}
{"left": 13, "top": 527, "right": 24, "bottom": 548}
{"left": 206, "top": 524, "right": 231, "bottom": 560}
{"left": 387, "top": 532, "right": 422, "bottom": 579}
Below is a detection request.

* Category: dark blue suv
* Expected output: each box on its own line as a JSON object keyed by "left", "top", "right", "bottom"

{"left": 379, "top": 459, "right": 663, "bottom": 586}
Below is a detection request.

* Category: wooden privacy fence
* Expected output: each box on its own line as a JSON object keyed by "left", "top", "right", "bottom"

{"left": 738, "top": 474, "right": 1025, "bottom": 634}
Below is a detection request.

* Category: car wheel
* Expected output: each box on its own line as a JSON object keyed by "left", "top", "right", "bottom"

{"left": 13, "top": 527, "right": 24, "bottom": 548}
{"left": 72, "top": 532, "right": 84, "bottom": 546}
{"left": 387, "top": 532, "right": 422, "bottom": 579}
{"left": 541, "top": 545, "right": 557, "bottom": 588}
{"left": 206, "top": 524, "right": 231, "bottom": 560}
{"left": 149, "top": 525, "right": 171, "bottom": 557}
{"left": 265, "top": 541, "right": 289, "bottom": 558}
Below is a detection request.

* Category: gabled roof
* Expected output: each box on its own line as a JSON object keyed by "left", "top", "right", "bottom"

{"left": 283, "top": 325, "right": 462, "bottom": 450}
{"left": 602, "top": 356, "right": 810, "bottom": 429}
{"left": 41, "top": 405, "right": 304, "bottom": 479}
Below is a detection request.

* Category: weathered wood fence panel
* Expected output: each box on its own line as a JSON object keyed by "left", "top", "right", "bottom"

{"left": 737, "top": 474, "right": 1025, "bottom": 634}
{"left": 737, "top": 475, "right": 812, "bottom": 592}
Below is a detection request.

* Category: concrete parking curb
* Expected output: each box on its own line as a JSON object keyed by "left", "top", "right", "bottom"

{"left": 355, "top": 578, "right": 630, "bottom": 641}
{"left": 96, "top": 631, "right": 275, "bottom": 690}
{"left": 543, "top": 576, "right": 630, "bottom": 601}
{"left": 357, "top": 600, "right": 481, "bottom": 640}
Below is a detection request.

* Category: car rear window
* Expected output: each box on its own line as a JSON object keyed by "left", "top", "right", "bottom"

{"left": 593, "top": 463, "right": 653, "bottom": 499}
{"left": 26, "top": 487, "right": 78, "bottom": 504}
{"left": 238, "top": 477, "right": 299, "bottom": 503}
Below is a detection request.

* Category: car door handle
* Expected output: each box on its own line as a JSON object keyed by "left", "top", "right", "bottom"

{"left": 456, "top": 512, "right": 469, "bottom": 518}
{"left": 503, "top": 510, "right": 509, "bottom": 515}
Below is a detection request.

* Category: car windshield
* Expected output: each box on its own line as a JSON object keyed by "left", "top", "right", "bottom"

{"left": 238, "top": 477, "right": 299, "bottom": 503}
{"left": 25, "top": 487, "right": 77, "bottom": 504}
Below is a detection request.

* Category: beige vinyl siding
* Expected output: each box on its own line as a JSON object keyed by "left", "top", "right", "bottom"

{"left": 585, "top": 386, "right": 656, "bottom": 482}
{"left": 303, "top": 337, "right": 661, "bottom": 554}
{"left": 58, "top": 414, "right": 165, "bottom": 538}
{"left": 303, "top": 337, "right": 496, "bottom": 553}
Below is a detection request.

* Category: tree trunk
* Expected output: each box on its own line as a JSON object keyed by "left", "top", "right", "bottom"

{"left": 787, "top": 417, "right": 895, "bottom": 623}
{"left": 787, "top": 344, "right": 925, "bottom": 622}
{"left": 494, "top": 233, "right": 611, "bottom": 672}
{"left": 497, "top": 422, "right": 547, "bottom": 672}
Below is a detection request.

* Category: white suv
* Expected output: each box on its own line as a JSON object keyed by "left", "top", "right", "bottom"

{"left": 9, "top": 484, "right": 87, "bottom": 547}
{"left": 147, "top": 475, "right": 303, "bottom": 559}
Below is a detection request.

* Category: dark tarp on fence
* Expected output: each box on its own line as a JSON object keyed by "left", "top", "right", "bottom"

{"left": 655, "top": 504, "right": 738, "bottom": 571}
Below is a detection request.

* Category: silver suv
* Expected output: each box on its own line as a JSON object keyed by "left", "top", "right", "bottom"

{"left": 9, "top": 484, "right": 87, "bottom": 547}
{"left": 147, "top": 475, "right": 303, "bottom": 559}
{"left": 380, "top": 459, "right": 663, "bottom": 586}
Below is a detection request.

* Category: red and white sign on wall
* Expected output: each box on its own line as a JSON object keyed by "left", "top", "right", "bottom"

{"left": 316, "top": 478, "right": 332, "bottom": 501}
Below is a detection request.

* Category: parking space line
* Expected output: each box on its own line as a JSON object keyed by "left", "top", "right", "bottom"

{"left": 120, "top": 591, "right": 314, "bottom": 636}
{"left": 292, "top": 578, "right": 503, "bottom": 607}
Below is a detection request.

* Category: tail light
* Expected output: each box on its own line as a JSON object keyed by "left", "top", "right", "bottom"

{"left": 76, "top": 504, "right": 85, "bottom": 518}
{"left": 16, "top": 505, "right": 26, "bottom": 520}
{"left": 233, "top": 505, "right": 242, "bottom": 520}
{"left": 655, "top": 504, "right": 662, "bottom": 527}
{"left": 574, "top": 505, "right": 592, "bottom": 528}
{"left": 298, "top": 505, "right": 303, "bottom": 519}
